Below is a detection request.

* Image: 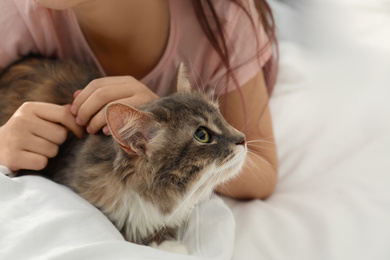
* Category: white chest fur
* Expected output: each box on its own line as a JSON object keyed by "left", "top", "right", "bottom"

{"left": 105, "top": 188, "right": 194, "bottom": 243}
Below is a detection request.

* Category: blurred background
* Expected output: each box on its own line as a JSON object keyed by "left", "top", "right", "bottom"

{"left": 270, "top": 0, "right": 390, "bottom": 54}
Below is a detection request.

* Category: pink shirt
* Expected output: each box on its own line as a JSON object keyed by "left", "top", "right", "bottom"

{"left": 0, "top": 0, "right": 272, "bottom": 96}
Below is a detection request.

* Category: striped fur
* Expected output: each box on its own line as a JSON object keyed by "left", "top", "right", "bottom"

{"left": 0, "top": 57, "right": 247, "bottom": 248}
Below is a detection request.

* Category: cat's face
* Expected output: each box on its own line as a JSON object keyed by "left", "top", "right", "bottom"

{"left": 145, "top": 92, "right": 246, "bottom": 198}
{"left": 105, "top": 65, "right": 247, "bottom": 215}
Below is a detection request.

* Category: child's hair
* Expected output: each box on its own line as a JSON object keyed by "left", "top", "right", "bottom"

{"left": 192, "top": 0, "right": 278, "bottom": 95}
{"left": 192, "top": 0, "right": 278, "bottom": 125}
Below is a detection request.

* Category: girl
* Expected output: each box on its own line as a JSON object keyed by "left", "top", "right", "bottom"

{"left": 0, "top": 0, "right": 278, "bottom": 199}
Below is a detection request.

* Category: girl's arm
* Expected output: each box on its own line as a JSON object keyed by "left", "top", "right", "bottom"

{"left": 216, "top": 70, "right": 278, "bottom": 200}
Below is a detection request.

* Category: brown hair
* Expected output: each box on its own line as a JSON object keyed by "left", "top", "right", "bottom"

{"left": 192, "top": 0, "right": 278, "bottom": 95}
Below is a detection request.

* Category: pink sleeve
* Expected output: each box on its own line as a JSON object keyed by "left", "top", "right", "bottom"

{"left": 0, "top": 1, "right": 38, "bottom": 68}
{"left": 207, "top": 0, "right": 273, "bottom": 94}
{"left": 0, "top": 1, "right": 68, "bottom": 69}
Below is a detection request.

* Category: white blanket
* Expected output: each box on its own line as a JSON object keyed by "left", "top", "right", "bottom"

{"left": 1, "top": 1, "right": 390, "bottom": 259}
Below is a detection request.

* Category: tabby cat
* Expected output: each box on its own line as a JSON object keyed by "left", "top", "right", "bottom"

{"left": 0, "top": 57, "right": 247, "bottom": 253}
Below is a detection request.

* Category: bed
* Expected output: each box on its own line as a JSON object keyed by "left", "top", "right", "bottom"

{"left": 1, "top": 0, "right": 390, "bottom": 259}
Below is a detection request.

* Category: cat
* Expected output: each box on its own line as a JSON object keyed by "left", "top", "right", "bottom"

{"left": 0, "top": 57, "right": 247, "bottom": 253}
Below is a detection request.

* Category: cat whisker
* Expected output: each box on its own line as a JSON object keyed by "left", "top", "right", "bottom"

{"left": 185, "top": 53, "right": 207, "bottom": 96}
{"left": 189, "top": 64, "right": 202, "bottom": 93}
{"left": 177, "top": 158, "right": 228, "bottom": 219}
{"left": 161, "top": 164, "right": 217, "bottom": 230}
{"left": 243, "top": 153, "right": 270, "bottom": 185}
{"left": 246, "top": 150, "right": 276, "bottom": 187}
{"left": 239, "top": 112, "right": 260, "bottom": 133}
{"left": 205, "top": 158, "right": 238, "bottom": 198}
{"left": 247, "top": 149, "right": 276, "bottom": 170}
{"left": 178, "top": 205, "right": 193, "bottom": 244}
{"left": 212, "top": 67, "right": 231, "bottom": 101}
{"left": 188, "top": 166, "right": 218, "bottom": 202}
{"left": 246, "top": 138, "right": 275, "bottom": 145}
{"left": 236, "top": 102, "right": 270, "bottom": 133}
{"left": 245, "top": 154, "right": 264, "bottom": 176}
{"left": 215, "top": 77, "right": 235, "bottom": 103}
{"left": 247, "top": 143, "right": 277, "bottom": 151}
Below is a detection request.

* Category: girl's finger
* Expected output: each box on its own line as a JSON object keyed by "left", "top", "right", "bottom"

{"left": 86, "top": 109, "right": 106, "bottom": 135}
{"left": 60, "top": 104, "right": 86, "bottom": 138}
{"left": 85, "top": 92, "right": 161, "bottom": 135}
{"left": 71, "top": 76, "right": 136, "bottom": 117}
{"left": 30, "top": 117, "right": 68, "bottom": 145}
{"left": 17, "top": 151, "right": 49, "bottom": 171}
{"left": 73, "top": 89, "right": 83, "bottom": 100}
{"left": 75, "top": 81, "right": 138, "bottom": 126}
{"left": 22, "top": 135, "right": 60, "bottom": 159}
{"left": 35, "top": 103, "right": 85, "bottom": 139}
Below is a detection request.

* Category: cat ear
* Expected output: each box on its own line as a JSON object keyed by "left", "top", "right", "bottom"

{"left": 171, "top": 63, "right": 192, "bottom": 94}
{"left": 105, "top": 103, "right": 160, "bottom": 156}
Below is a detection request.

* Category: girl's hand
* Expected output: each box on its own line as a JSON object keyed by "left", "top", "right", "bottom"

{"left": 0, "top": 102, "right": 84, "bottom": 172}
{"left": 70, "top": 76, "right": 159, "bottom": 135}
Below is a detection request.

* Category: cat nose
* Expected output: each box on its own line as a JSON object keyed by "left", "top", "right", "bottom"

{"left": 236, "top": 136, "right": 246, "bottom": 146}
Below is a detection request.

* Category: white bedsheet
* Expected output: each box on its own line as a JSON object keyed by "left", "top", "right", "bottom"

{"left": 1, "top": 1, "right": 390, "bottom": 259}
{"left": 0, "top": 172, "right": 237, "bottom": 260}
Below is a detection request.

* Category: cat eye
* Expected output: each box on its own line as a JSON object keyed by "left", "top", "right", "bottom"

{"left": 194, "top": 127, "right": 210, "bottom": 143}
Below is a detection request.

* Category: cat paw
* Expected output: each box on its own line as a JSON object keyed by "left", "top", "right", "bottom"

{"left": 150, "top": 240, "right": 189, "bottom": 255}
